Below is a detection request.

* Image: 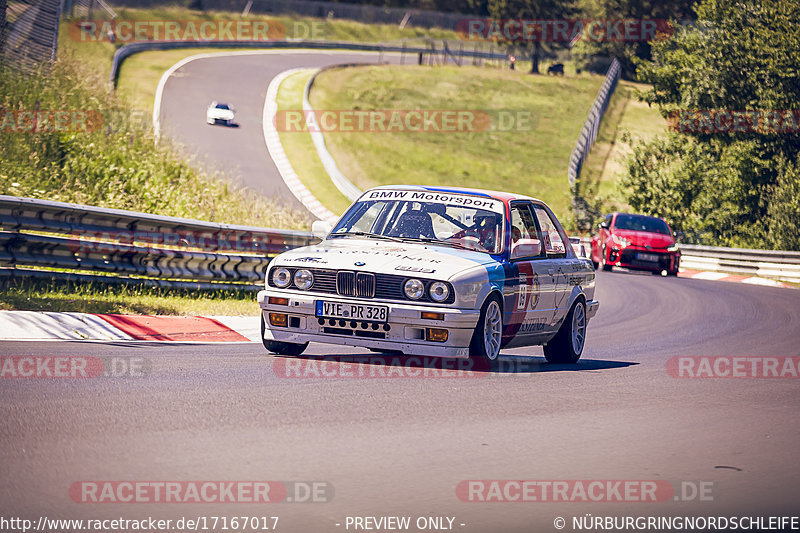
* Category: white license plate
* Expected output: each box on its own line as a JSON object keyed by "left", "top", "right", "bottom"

{"left": 636, "top": 252, "right": 659, "bottom": 262}
{"left": 316, "top": 301, "right": 388, "bottom": 323}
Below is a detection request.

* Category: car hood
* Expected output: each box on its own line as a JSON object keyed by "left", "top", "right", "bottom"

{"left": 614, "top": 229, "right": 675, "bottom": 249}
{"left": 271, "top": 238, "right": 498, "bottom": 280}
{"left": 208, "top": 108, "right": 234, "bottom": 119}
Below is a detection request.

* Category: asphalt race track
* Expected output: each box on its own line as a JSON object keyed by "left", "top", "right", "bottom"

{"left": 2, "top": 49, "right": 799, "bottom": 532}
{"left": 2, "top": 271, "right": 799, "bottom": 532}
{"left": 157, "top": 50, "right": 403, "bottom": 210}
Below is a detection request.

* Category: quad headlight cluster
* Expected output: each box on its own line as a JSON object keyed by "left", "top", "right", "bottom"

{"left": 272, "top": 267, "right": 451, "bottom": 303}
{"left": 272, "top": 267, "right": 314, "bottom": 290}
{"left": 403, "top": 278, "right": 450, "bottom": 303}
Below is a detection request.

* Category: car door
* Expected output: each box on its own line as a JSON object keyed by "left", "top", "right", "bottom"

{"left": 504, "top": 201, "right": 559, "bottom": 345}
{"left": 531, "top": 203, "right": 572, "bottom": 329}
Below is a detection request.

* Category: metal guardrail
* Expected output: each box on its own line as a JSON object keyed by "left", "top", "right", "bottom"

{"left": 109, "top": 39, "right": 509, "bottom": 88}
{"left": 568, "top": 58, "right": 621, "bottom": 229}
{"left": 679, "top": 244, "right": 800, "bottom": 283}
{"left": 573, "top": 236, "right": 800, "bottom": 283}
{"left": 3, "top": 196, "right": 797, "bottom": 290}
{"left": 0, "top": 195, "right": 317, "bottom": 290}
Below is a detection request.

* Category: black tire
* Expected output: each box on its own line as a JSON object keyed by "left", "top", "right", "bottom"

{"left": 543, "top": 299, "right": 587, "bottom": 364}
{"left": 469, "top": 295, "right": 503, "bottom": 361}
{"left": 600, "top": 246, "right": 612, "bottom": 271}
{"left": 260, "top": 315, "right": 308, "bottom": 355}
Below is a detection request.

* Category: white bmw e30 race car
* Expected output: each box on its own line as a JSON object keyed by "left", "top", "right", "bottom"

{"left": 258, "top": 185, "right": 599, "bottom": 363}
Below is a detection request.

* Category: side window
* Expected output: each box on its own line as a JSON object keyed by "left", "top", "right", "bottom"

{"left": 532, "top": 205, "right": 566, "bottom": 257}
{"left": 509, "top": 202, "right": 545, "bottom": 259}
{"left": 605, "top": 214, "right": 613, "bottom": 228}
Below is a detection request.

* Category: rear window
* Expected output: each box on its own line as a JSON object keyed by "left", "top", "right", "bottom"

{"left": 614, "top": 214, "right": 670, "bottom": 235}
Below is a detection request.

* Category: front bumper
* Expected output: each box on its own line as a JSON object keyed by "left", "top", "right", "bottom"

{"left": 586, "top": 299, "right": 599, "bottom": 319}
{"left": 258, "top": 290, "right": 481, "bottom": 358}
{"left": 607, "top": 246, "right": 680, "bottom": 272}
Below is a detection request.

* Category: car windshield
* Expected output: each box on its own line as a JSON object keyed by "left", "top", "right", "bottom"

{"left": 330, "top": 189, "right": 506, "bottom": 254}
{"left": 614, "top": 214, "right": 671, "bottom": 235}
{"left": 215, "top": 104, "right": 230, "bottom": 110}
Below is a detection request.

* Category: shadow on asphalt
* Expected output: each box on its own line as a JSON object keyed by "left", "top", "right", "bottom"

{"left": 276, "top": 354, "right": 638, "bottom": 375}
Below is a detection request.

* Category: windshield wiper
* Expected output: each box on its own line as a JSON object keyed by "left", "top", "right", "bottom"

{"left": 330, "top": 231, "right": 403, "bottom": 242}
{"left": 399, "top": 236, "right": 465, "bottom": 249}
{"left": 402, "top": 236, "right": 495, "bottom": 253}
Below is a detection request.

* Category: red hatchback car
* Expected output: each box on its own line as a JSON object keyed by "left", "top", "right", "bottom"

{"left": 591, "top": 213, "right": 681, "bottom": 275}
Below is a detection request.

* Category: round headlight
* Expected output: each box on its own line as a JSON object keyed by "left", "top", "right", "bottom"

{"left": 294, "top": 269, "right": 314, "bottom": 290}
{"left": 429, "top": 281, "right": 449, "bottom": 303}
{"left": 404, "top": 278, "right": 424, "bottom": 300}
{"left": 272, "top": 267, "right": 291, "bottom": 288}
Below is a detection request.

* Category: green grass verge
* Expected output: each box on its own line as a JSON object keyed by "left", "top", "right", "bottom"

{"left": 60, "top": 5, "right": 466, "bottom": 114}
{"left": 276, "top": 69, "right": 353, "bottom": 216}
{"left": 0, "top": 278, "right": 259, "bottom": 315}
{"left": 0, "top": 58, "right": 310, "bottom": 229}
{"left": 579, "top": 80, "right": 667, "bottom": 213}
{"left": 309, "top": 64, "right": 605, "bottom": 224}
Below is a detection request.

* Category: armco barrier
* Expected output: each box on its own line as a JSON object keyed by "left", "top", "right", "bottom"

{"left": 568, "top": 58, "right": 621, "bottom": 229}
{"left": 0, "top": 195, "right": 317, "bottom": 289}
{"left": 3, "top": 196, "right": 797, "bottom": 289}
{"left": 574, "top": 236, "right": 800, "bottom": 284}
{"left": 679, "top": 244, "right": 800, "bottom": 283}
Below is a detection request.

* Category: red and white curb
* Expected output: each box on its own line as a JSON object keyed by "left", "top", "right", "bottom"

{"left": 0, "top": 311, "right": 260, "bottom": 342}
{"left": 678, "top": 269, "right": 790, "bottom": 287}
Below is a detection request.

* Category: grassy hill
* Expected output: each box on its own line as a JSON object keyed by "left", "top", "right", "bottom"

{"left": 309, "top": 64, "right": 606, "bottom": 223}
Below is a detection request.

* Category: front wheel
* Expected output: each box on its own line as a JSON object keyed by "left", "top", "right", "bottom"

{"left": 543, "top": 299, "right": 587, "bottom": 364}
{"left": 260, "top": 315, "right": 308, "bottom": 355}
{"left": 470, "top": 296, "right": 503, "bottom": 361}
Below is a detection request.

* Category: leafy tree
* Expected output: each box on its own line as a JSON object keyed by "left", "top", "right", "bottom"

{"left": 573, "top": 0, "right": 696, "bottom": 79}
{"left": 621, "top": 0, "right": 800, "bottom": 250}
{"left": 487, "top": 0, "right": 580, "bottom": 74}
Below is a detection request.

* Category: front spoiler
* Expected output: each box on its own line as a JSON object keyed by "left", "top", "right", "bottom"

{"left": 258, "top": 290, "right": 480, "bottom": 358}
{"left": 586, "top": 299, "right": 599, "bottom": 319}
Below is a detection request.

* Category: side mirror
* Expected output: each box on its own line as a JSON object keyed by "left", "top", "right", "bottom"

{"left": 510, "top": 238, "right": 541, "bottom": 260}
{"left": 312, "top": 220, "right": 333, "bottom": 240}
{"left": 599, "top": 221, "right": 609, "bottom": 230}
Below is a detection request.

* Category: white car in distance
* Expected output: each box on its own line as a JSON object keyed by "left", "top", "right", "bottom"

{"left": 206, "top": 102, "right": 235, "bottom": 126}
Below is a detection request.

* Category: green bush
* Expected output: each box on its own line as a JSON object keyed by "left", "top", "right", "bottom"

{"left": 0, "top": 57, "right": 309, "bottom": 229}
